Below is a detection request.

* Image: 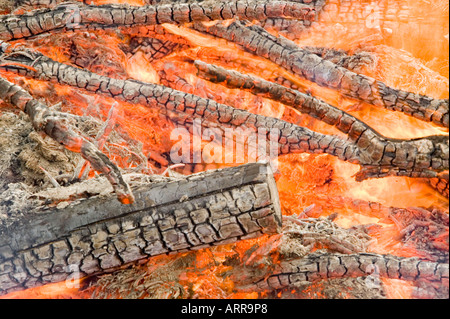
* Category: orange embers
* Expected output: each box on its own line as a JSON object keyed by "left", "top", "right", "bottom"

{"left": 381, "top": 279, "right": 416, "bottom": 299}
{"left": 177, "top": 234, "right": 279, "bottom": 299}
{"left": 297, "top": 0, "right": 449, "bottom": 139}
{"left": 0, "top": 0, "right": 448, "bottom": 300}
{"left": 0, "top": 279, "right": 89, "bottom": 299}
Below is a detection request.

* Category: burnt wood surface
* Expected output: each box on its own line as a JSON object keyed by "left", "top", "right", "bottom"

{"left": 0, "top": 48, "right": 362, "bottom": 166}
{"left": 0, "top": 162, "right": 282, "bottom": 295}
{"left": 194, "top": 60, "right": 449, "bottom": 181}
{"left": 0, "top": 0, "right": 317, "bottom": 41}
{"left": 0, "top": 76, "right": 135, "bottom": 204}
{"left": 0, "top": 0, "right": 447, "bottom": 299}
{"left": 195, "top": 21, "right": 449, "bottom": 128}
{"left": 243, "top": 252, "right": 449, "bottom": 291}
{"left": 1, "top": 48, "right": 447, "bottom": 183}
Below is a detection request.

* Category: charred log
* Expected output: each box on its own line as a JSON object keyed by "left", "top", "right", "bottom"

{"left": 0, "top": 47, "right": 363, "bottom": 166}
{"left": 0, "top": 1, "right": 317, "bottom": 41}
{"left": 0, "top": 162, "right": 282, "bottom": 295}
{"left": 231, "top": 215, "right": 448, "bottom": 296}
{"left": 1, "top": 48, "right": 447, "bottom": 181}
{"left": 429, "top": 174, "right": 449, "bottom": 198}
{"left": 126, "top": 37, "right": 189, "bottom": 63}
{"left": 299, "top": 46, "right": 376, "bottom": 72}
{"left": 0, "top": 76, "right": 134, "bottom": 204}
{"left": 194, "top": 21, "right": 449, "bottom": 128}
{"left": 194, "top": 60, "right": 449, "bottom": 181}
{"left": 243, "top": 252, "right": 449, "bottom": 293}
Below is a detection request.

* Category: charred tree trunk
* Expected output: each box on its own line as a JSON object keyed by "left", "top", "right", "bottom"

{"left": 240, "top": 252, "right": 449, "bottom": 292}
{"left": 0, "top": 162, "right": 282, "bottom": 295}
{"left": 0, "top": 0, "right": 317, "bottom": 41}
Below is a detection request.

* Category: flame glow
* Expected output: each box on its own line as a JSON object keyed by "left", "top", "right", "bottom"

{"left": 0, "top": 0, "right": 448, "bottom": 299}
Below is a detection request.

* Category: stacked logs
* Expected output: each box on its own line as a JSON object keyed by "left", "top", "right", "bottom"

{"left": 0, "top": 0, "right": 448, "bottom": 298}
{"left": 0, "top": 163, "right": 282, "bottom": 295}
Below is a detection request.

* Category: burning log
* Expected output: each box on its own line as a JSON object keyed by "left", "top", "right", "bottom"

{"left": 245, "top": 252, "right": 449, "bottom": 292}
{"left": 296, "top": 46, "right": 376, "bottom": 73}
{"left": 0, "top": 162, "right": 282, "bottom": 295}
{"left": 0, "top": 76, "right": 134, "bottom": 204}
{"left": 82, "top": 213, "right": 449, "bottom": 299}
{"left": 225, "top": 216, "right": 449, "bottom": 298}
{"left": 0, "top": 0, "right": 447, "bottom": 300}
{"left": 0, "top": 47, "right": 362, "bottom": 165}
{"left": 0, "top": 0, "right": 316, "bottom": 41}
{"left": 430, "top": 174, "right": 449, "bottom": 198}
{"left": 194, "top": 21, "right": 449, "bottom": 128}
{"left": 194, "top": 60, "right": 449, "bottom": 181}
{"left": 2, "top": 48, "right": 447, "bottom": 183}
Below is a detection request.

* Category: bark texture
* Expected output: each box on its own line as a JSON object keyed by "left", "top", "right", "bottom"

{"left": 194, "top": 21, "right": 449, "bottom": 128}
{"left": 2, "top": 48, "right": 447, "bottom": 181}
{"left": 0, "top": 1, "right": 316, "bottom": 41}
{"left": 0, "top": 162, "right": 282, "bottom": 295}
{"left": 126, "top": 37, "right": 189, "bottom": 63}
{"left": 429, "top": 174, "right": 449, "bottom": 198}
{"left": 194, "top": 60, "right": 449, "bottom": 181}
{"left": 0, "top": 76, "right": 134, "bottom": 204}
{"left": 0, "top": 47, "right": 362, "bottom": 165}
{"left": 244, "top": 252, "right": 449, "bottom": 291}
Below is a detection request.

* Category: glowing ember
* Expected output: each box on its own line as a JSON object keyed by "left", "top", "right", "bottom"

{"left": 0, "top": 0, "right": 448, "bottom": 300}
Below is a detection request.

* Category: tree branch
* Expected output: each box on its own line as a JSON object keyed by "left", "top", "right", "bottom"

{"left": 0, "top": 75, "right": 134, "bottom": 204}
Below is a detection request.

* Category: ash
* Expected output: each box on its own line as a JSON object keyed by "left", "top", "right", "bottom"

{"left": 0, "top": 109, "right": 147, "bottom": 227}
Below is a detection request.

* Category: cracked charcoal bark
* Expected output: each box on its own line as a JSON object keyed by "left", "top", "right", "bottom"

{"left": 0, "top": 76, "right": 134, "bottom": 204}
{"left": 0, "top": 0, "right": 317, "bottom": 41}
{"left": 299, "top": 46, "right": 376, "bottom": 72}
{"left": 126, "top": 37, "right": 189, "bottom": 63}
{"left": 194, "top": 21, "right": 449, "bottom": 128}
{"left": 243, "top": 252, "right": 449, "bottom": 294}
{"left": 428, "top": 172, "right": 449, "bottom": 198}
{"left": 194, "top": 60, "right": 449, "bottom": 181}
{"left": 0, "top": 48, "right": 363, "bottom": 166}
{"left": 0, "top": 162, "right": 282, "bottom": 295}
{"left": 272, "top": 48, "right": 376, "bottom": 89}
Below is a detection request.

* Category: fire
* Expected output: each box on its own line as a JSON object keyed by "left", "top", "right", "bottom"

{"left": 0, "top": 0, "right": 448, "bottom": 299}
{"left": 126, "top": 50, "right": 161, "bottom": 84}
{"left": 0, "top": 279, "right": 88, "bottom": 299}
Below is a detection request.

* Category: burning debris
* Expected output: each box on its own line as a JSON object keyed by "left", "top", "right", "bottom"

{"left": 0, "top": 0, "right": 448, "bottom": 299}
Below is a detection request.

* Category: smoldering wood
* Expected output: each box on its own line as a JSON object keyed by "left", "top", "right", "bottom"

{"left": 228, "top": 214, "right": 448, "bottom": 296}
{"left": 1, "top": 48, "right": 447, "bottom": 183}
{"left": 0, "top": 0, "right": 317, "bottom": 41}
{"left": 194, "top": 20, "right": 449, "bottom": 128}
{"left": 241, "top": 252, "right": 449, "bottom": 292}
{"left": 158, "top": 64, "right": 197, "bottom": 94}
{"left": 385, "top": 206, "right": 449, "bottom": 263}
{"left": 194, "top": 60, "right": 449, "bottom": 181}
{"left": 84, "top": 213, "right": 449, "bottom": 299}
{"left": 0, "top": 162, "right": 282, "bottom": 295}
{"left": 429, "top": 174, "right": 449, "bottom": 198}
{"left": 126, "top": 37, "right": 189, "bottom": 63}
{"left": 0, "top": 0, "right": 448, "bottom": 300}
{"left": 0, "top": 76, "right": 134, "bottom": 204}
{"left": 0, "top": 47, "right": 363, "bottom": 166}
{"left": 297, "top": 46, "right": 376, "bottom": 72}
